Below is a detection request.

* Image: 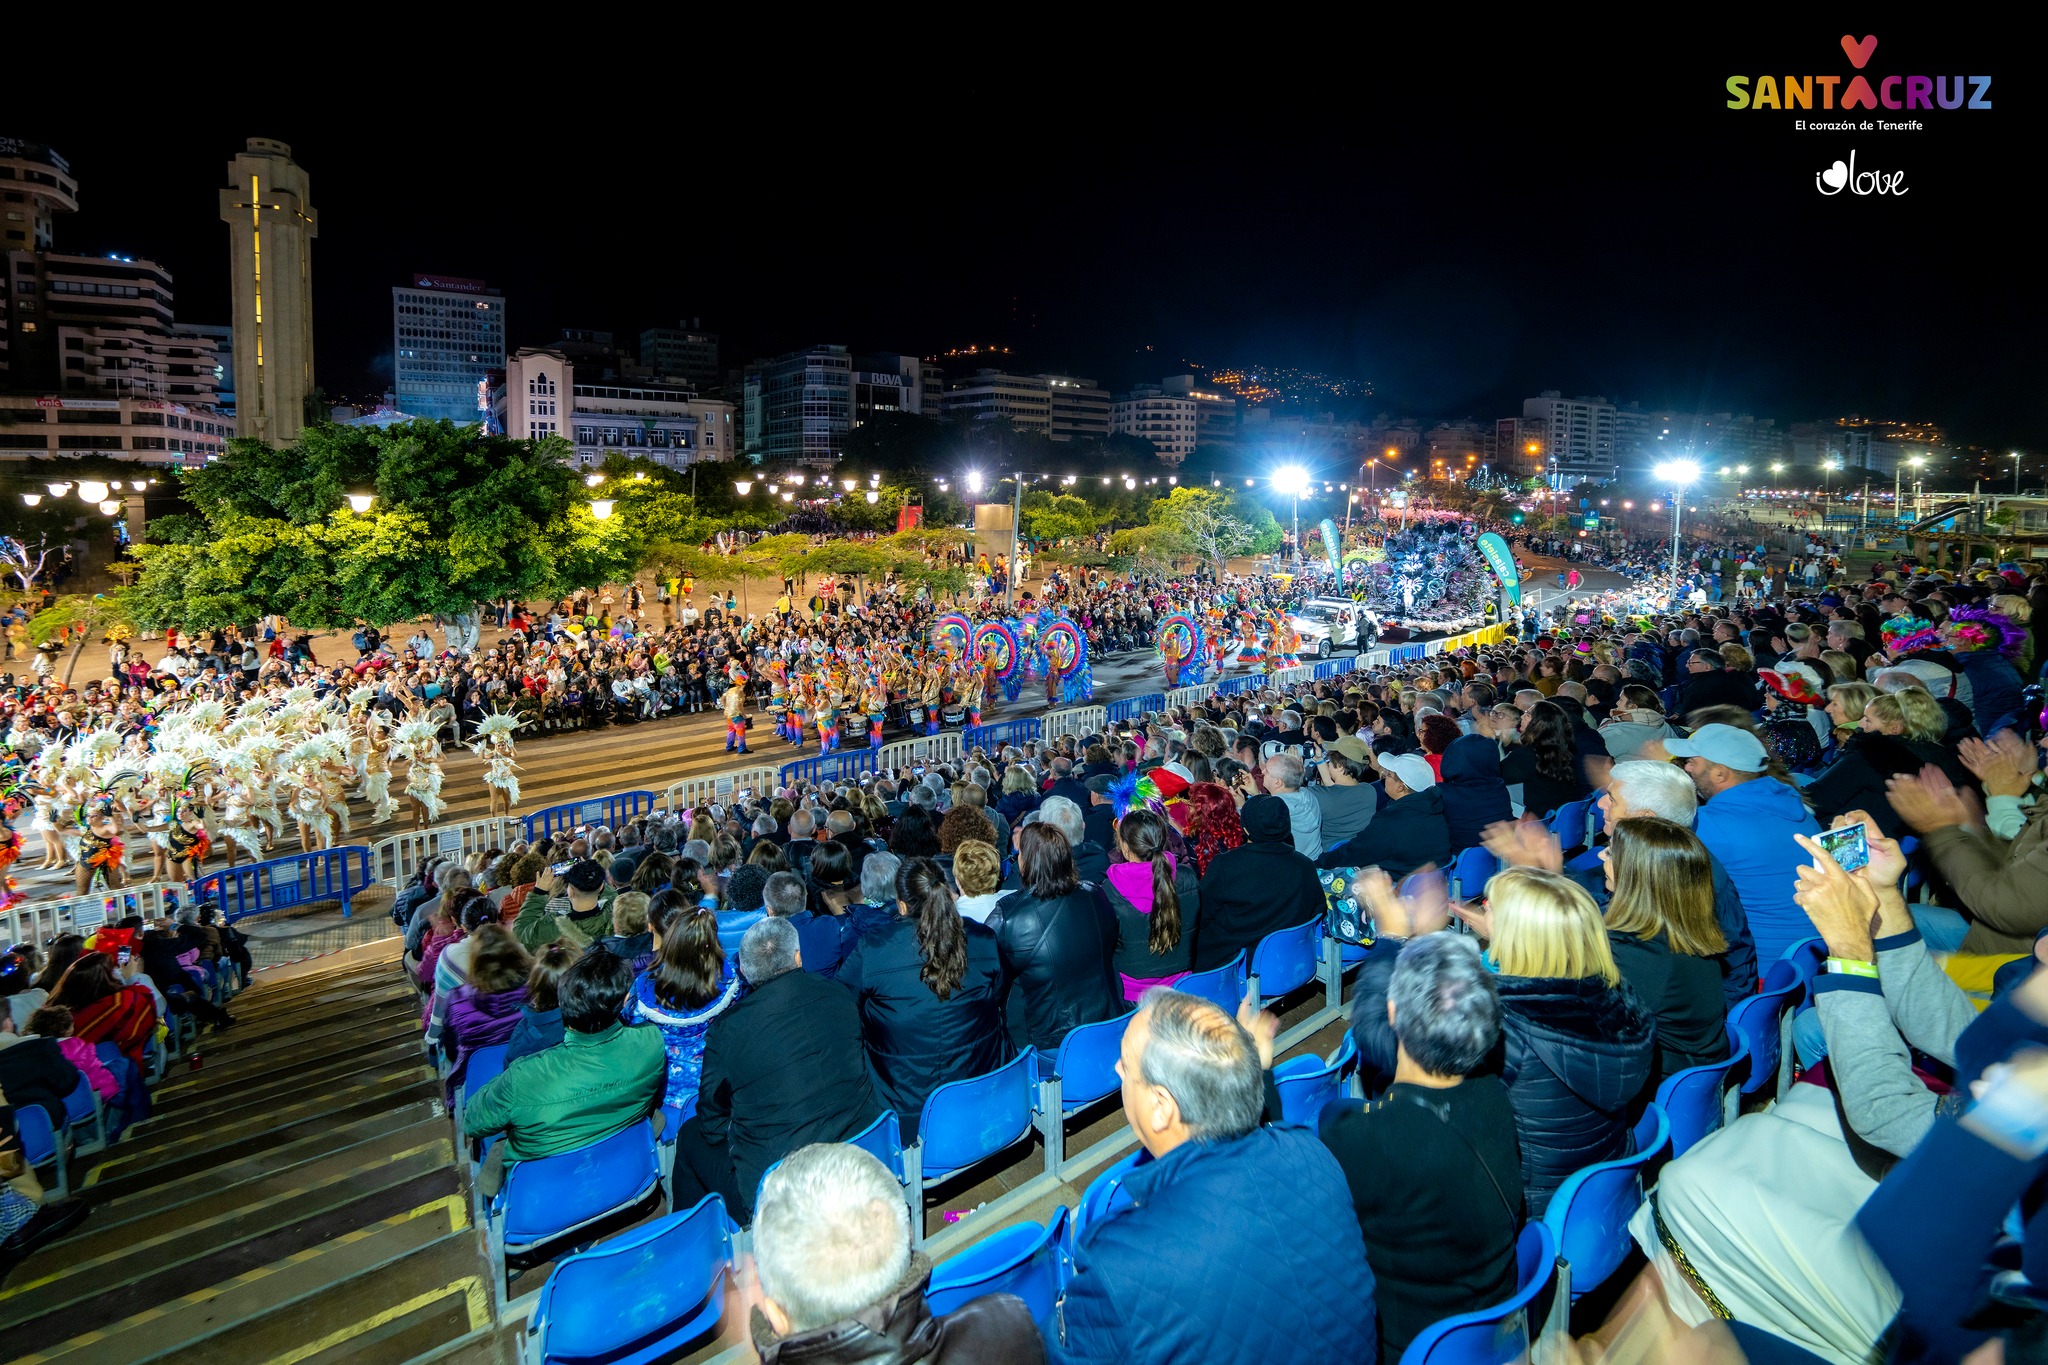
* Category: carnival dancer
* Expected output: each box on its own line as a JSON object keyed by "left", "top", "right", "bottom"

{"left": 961, "top": 658, "right": 987, "bottom": 730}
{"left": 1162, "top": 634, "right": 1184, "bottom": 690}
{"left": 395, "top": 720, "right": 447, "bottom": 830}
{"left": 359, "top": 712, "right": 396, "bottom": 823}
{"left": 1270, "top": 614, "right": 1301, "bottom": 670}
{"left": 767, "top": 662, "right": 792, "bottom": 744}
{"left": 788, "top": 674, "right": 812, "bottom": 751}
{"left": 818, "top": 682, "right": 842, "bottom": 754}
{"left": 74, "top": 798, "right": 126, "bottom": 896}
{"left": 863, "top": 671, "right": 888, "bottom": 749}
{"left": 1234, "top": 610, "right": 1266, "bottom": 669}
{"left": 920, "top": 668, "right": 943, "bottom": 736}
{"left": 469, "top": 712, "right": 524, "bottom": 817}
{"left": 721, "top": 671, "right": 752, "bottom": 754}
{"left": 166, "top": 799, "right": 211, "bottom": 880}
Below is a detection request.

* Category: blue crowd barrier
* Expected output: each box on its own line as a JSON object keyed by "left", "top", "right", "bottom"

{"left": 192, "top": 845, "right": 374, "bottom": 922}
{"left": 1105, "top": 694, "right": 1165, "bottom": 723}
{"left": 1385, "top": 642, "right": 1426, "bottom": 664}
{"left": 1214, "top": 673, "right": 1265, "bottom": 698}
{"left": 521, "top": 790, "right": 659, "bottom": 841}
{"left": 778, "top": 750, "right": 881, "bottom": 787}
{"left": 964, "top": 719, "right": 1042, "bottom": 752}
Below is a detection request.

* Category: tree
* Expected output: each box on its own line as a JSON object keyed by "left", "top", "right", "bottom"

{"left": 0, "top": 497, "right": 85, "bottom": 591}
{"left": 28, "top": 592, "right": 135, "bottom": 686}
{"left": 1136, "top": 486, "right": 1278, "bottom": 574}
{"left": 125, "top": 420, "right": 640, "bottom": 630}
{"left": 1020, "top": 490, "right": 1098, "bottom": 544}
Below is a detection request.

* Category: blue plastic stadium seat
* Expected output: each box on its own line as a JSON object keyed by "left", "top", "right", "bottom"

{"left": 915, "top": 1048, "right": 1037, "bottom": 1184}
{"left": 1727, "top": 979, "right": 1802, "bottom": 1097}
{"left": 1656, "top": 1031, "right": 1748, "bottom": 1158}
{"left": 1549, "top": 798, "right": 1594, "bottom": 852}
{"left": 16, "top": 1103, "right": 67, "bottom": 1198}
{"left": 495, "top": 1118, "right": 662, "bottom": 1260}
{"left": 527, "top": 1194, "right": 734, "bottom": 1365}
{"left": 1542, "top": 1103, "right": 1669, "bottom": 1300}
{"left": 1450, "top": 846, "right": 1500, "bottom": 901}
{"left": 1398, "top": 1221, "right": 1558, "bottom": 1365}
{"left": 1250, "top": 919, "right": 1322, "bottom": 1007}
{"left": 846, "top": 1109, "right": 905, "bottom": 1178}
{"left": 1051, "top": 1011, "right": 1131, "bottom": 1113}
{"left": 1763, "top": 937, "right": 1826, "bottom": 998}
{"left": 928, "top": 1207, "right": 1068, "bottom": 1328}
{"left": 1175, "top": 950, "right": 1247, "bottom": 1015}
{"left": 1272, "top": 1033, "right": 1359, "bottom": 1129}
{"left": 1070, "top": 1148, "right": 1148, "bottom": 1247}
{"left": 61, "top": 1075, "right": 106, "bottom": 1156}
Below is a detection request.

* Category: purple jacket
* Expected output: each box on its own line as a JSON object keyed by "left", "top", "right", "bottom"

{"left": 446, "top": 984, "right": 525, "bottom": 1096}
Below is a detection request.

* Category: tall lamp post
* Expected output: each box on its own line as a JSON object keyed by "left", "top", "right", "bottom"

{"left": 1272, "top": 465, "right": 1310, "bottom": 567}
{"left": 1894, "top": 455, "right": 1925, "bottom": 527}
{"left": 1653, "top": 460, "right": 1699, "bottom": 586}
{"left": 2014, "top": 450, "right": 2025, "bottom": 494}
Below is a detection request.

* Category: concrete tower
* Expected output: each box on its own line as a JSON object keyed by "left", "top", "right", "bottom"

{"left": 218, "top": 138, "right": 317, "bottom": 443}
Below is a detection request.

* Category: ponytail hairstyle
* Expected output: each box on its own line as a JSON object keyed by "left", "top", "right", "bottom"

{"left": 1117, "top": 808, "right": 1182, "bottom": 956}
{"left": 897, "top": 856, "right": 967, "bottom": 1001}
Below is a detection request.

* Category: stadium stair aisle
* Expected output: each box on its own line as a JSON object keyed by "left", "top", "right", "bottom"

{"left": 0, "top": 946, "right": 497, "bottom": 1365}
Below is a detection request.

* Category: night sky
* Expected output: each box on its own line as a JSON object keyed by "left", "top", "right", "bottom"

{"left": 12, "top": 22, "right": 2037, "bottom": 447}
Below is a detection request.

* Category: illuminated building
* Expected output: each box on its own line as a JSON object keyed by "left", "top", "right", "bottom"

{"left": 1522, "top": 390, "right": 1617, "bottom": 484}
{"left": 392, "top": 274, "right": 505, "bottom": 424}
{"left": 743, "top": 345, "right": 852, "bottom": 467}
{"left": 639, "top": 319, "right": 720, "bottom": 390}
{"left": 493, "top": 347, "right": 734, "bottom": 469}
{"left": 218, "top": 138, "right": 317, "bottom": 443}
{"left": 942, "top": 370, "right": 1053, "bottom": 432}
{"left": 1161, "top": 374, "right": 1237, "bottom": 449}
{"left": 1112, "top": 384, "right": 1198, "bottom": 463}
{"left": 854, "top": 353, "right": 943, "bottom": 426}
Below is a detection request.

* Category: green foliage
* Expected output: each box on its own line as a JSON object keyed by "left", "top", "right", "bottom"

{"left": 126, "top": 420, "right": 642, "bottom": 629}
{"left": 1137, "top": 486, "right": 1277, "bottom": 572}
{"left": 1021, "top": 490, "right": 1099, "bottom": 543}
{"left": 28, "top": 592, "right": 136, "bottom": 684}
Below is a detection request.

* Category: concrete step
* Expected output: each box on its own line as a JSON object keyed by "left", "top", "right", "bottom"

{"left": 119, "top": 1062, "right": 434, "bottom": 1154}
{"left": 150, "top": 1017, "right": 425, "bottom": 1096}
{"left": 83, "top": 1088, "right": 445, "bottom": 1202}
{"left": 394, "top": 1321, "right": 528, "bottom": 1365}
{"left": 141, "top": 1041, "right": 430, "bottom": 1129}
{"left": 35, "top": 1120, "right": 453, "bottom": 1269}
{"left": 0, "top": 1164, "right": 462, "bottom": 1353}
{"left": 16, "top": 1213, "right": 477, "bottom": 1365}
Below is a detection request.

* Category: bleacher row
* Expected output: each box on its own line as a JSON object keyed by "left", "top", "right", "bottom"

{"left": 422, "top": 888, "right": 1830, "bottom": 1365}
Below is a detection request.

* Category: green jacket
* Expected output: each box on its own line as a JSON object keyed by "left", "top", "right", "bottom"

{"left": 512, "top": 889, "right": 614, "bottom": 955}
{"left": 462, "top": 1021, "right": 666, "bottom": 1165}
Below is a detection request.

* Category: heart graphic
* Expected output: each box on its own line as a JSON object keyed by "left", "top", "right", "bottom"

{"left": 1841, "top": 34, "right": 1877, "bottom": 68}
{"left": 1821, "top": 160, "right": 1849, "bottom": 189}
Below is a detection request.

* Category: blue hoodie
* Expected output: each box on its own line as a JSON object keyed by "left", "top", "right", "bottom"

{"left": 1693, "top": 775, "right": 1821, "bottom": 964}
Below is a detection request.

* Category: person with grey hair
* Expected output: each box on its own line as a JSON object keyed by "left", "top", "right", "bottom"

{"left": 673, "top": 918, "right": 882, "bottom": 1224}
{"left": 846, "top": 849, "right": 903, "bottom": 941}
{"left": 1054, "top": 987, "right": 1377, "bottom": 1364}
{"left": 1313, "top": 933, "right": 1519, "bottom": 1358}
{"left": 750, "top": 1144, "right": 1044, "bottom": 1360}
{"left": 1261, "top": 749, "right": 1322, "bottom": 859}
{"left": 1006, "top": 794, "right": 1107, "bottom": 886}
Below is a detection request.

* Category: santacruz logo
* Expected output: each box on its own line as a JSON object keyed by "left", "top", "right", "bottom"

{"left": 1726, "top": 34, "right": 1991, "bottom": 112}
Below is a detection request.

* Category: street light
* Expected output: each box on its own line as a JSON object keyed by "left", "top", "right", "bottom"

{"left": 77, "top": 480, "right": 109, "bottom": 503}
{"left": 1272, "top": 465, "right": 1310, "bottom": 566}
{"left": 966, "top": 470, "right": 983, "bottom": 494}
{"left": 734, "top": 480, "right": 753, "bottom": 495}
{"left": 1770, "top": 462, "right": 1784, "bottom": 488}
{"left": 841, "top": 478, "right": 857, "bottom": 492}
{"left": 589, "top": 499, "right": 615, "bottom": 520}
{"left": 20, "top": 493, "right": 41, "bottom": 507}
{"left": 46, "top": 483, "right": 70, "bottom": 498}
{"left": 346, "top": 492, "right": 375, "bottom": 514}
{"left": 2014, "top": 450, "right": 2025, "bottom": 494}
{"left": 584, "top": 472, "right": 604, "bottom": 488}
{"left": 865, "top": 489, "right": 880, "bottom": 504}
{"left": 97, "top": 500, "right": 121, "bottom": 515}
{"left": 1894, "top": 456, "right": 1925, "bottom": 527}
{"left": 1652, "top": 459, "right": 1699, "bottom": 586}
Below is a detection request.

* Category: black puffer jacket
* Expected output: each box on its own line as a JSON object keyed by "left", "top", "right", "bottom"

{"left": 987, "top": 885, "right": 1123, "bottom": 1054}
{"left": 1317, "top": 787, "right": 1453, "bottom": 880}
{"left": 1806, "top": 730, "right": 1977, "bottom": 837}
{"left": 835, "top": 915, "right": 1010, "bottom": 1143}
{"left": 1496, "top": 973, "right": 1655, "bottom": 1216}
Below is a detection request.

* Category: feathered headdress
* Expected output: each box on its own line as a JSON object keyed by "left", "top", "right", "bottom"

{"left": 1880, "top": 614, "right": 1943, "bottom": 656}
{"left": 1108, "top": 769, "right": 1163, "bottom": 820}
{"left": 1941, "top": 606, "right": 2024, "bottom": 660}
{"left": 347, "top": 685, "right": 377, "bottom": 711}
{"left": 475, "top": 712, "right": 522, "bottom": 741}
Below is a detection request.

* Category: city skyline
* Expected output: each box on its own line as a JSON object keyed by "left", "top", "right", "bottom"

{"left": 6, "top": 24, "right": 2035, "bottom": 453}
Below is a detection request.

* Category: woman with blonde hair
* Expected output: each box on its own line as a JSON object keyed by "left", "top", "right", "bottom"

{"left": 1809, "top": 683, "right": 1978, "bottom": 835}
{"left": 1459, "top": 867, "right": 1653, "bottom": 1214}
{"left": 1824, "top": 681, "right": 1877, "bottom": 741}
{"left": 1600, "top": 818, "right": 1730, "bottom": 1082}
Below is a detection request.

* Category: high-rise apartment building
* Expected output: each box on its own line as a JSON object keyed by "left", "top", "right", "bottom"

{"left": 1522, "top": 391, "right": 1616, "bottom": 484}
{"left": 218, "top": 138, "right": 317, "bottom": 444}
{"left": 1045, "top": 375, "right": 1111, "bottom": 442}
{"left": 392, "top": 275, "right": 505, "bottom": 424}
{"left": 1112, "top": 384, "right": 1199, "bottom": 463}
{"left": 1159, "top": 375, "right": 1237, "bottom": 450}
{"left": 639, "top": 319, "right": 720, "bottom": 390}
{"left": 742, "top": 345, "right": 853, "bottom": 467}
{"left": 1493, "top": 417, "right": 1546, "bottom": 479}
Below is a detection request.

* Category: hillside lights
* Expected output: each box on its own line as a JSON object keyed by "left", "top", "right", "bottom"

{"left": 590, "top": 499, "right": 616, "bottom": 520}
{"left": 345, "top": 492, "right": 375, "bottom": 514}
{"left": 77, "top": 480, "right": 110, "bottom": 503}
